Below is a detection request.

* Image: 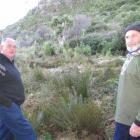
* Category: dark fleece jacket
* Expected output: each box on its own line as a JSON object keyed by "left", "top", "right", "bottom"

{"left": 0, "top": 53, "right": 25, "bottom": 107}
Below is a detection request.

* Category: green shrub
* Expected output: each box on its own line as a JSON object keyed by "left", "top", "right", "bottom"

{"left": 101, "top": 41, "right": 113, "bottom": 56}
{"left": 20, "top": 10, "right": 40, "bottom": 30}
{"left": 35, "top": 37, "right": 44, "bottom": 45}
{"left": 50, "top": 15, "right": 73, "bottom": 28}
{"left": 43, "top": 42, "right": 55, "bottom": 56}
{"left": 47, "top": 96, "right": 105, "bottom": 135}
{"left": 50, "top": 16, "right": 61, "bottom": 27}
{"left": 62, "top": 47, "right": 75, "bottom": 58}
{"left": 33, "top": 67, "right": 45, "bottom": 81}
{"left": 64, "top": 70, "right": 92, "bottom": 99}
{"left": 102, "top": 31, "right": 126, "bottom": 55}
{"left": 46, "top": 68, "right": 92, "bottom": 100}
{"left": 45, "top": 132, "right": 53, "bottom": 140}
{"left": 74, "top": 43, "right": 92, "bottom": 56}
{"left": 50, "top": 14, "right": 73, "bottom": 36}
{"left": 86, "top": 22, "right": 108, "bottom": 33}
{"left": 110, "top": 31, "right": 126, "bottom": 55}
{"left": 122, "top": 11, "right": 140, "bottom": 28}
{"left": 82, "top": 36, "right": 104, "bottom": 55}
{"left": 68, "top": 33, "right": 125, "bottom": 56}
{"left": 68, "top": 38, "right": 81, "bottom": 48}
{"left": 72, "top": 100, "right": 104, "bottom": 134}
{"left": 24, "top": 107, "right": 46, "bottom": 134}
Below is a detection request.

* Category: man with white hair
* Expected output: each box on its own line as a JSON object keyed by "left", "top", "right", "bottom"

{"left": 0, "top": 38, "right": 36, "bottom": 140}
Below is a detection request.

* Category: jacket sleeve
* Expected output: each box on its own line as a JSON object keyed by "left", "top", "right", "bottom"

{"left": 134, "top": 60, "right": 140, "bottom": 126}
{"left": 0, "top": 62, "right": 6, "bottom": 81}
{"left": 134, "top": 112, "right": 140, "bottom": 126}
{"left": 0, "top": 63, "right": 12, "bottom": 107}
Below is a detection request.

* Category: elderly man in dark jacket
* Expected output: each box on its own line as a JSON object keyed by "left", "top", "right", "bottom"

{"left": 0, "top": 38, "right": 36, "bottom": 140}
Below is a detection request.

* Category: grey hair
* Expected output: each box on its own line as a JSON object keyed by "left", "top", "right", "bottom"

{"left": 1, "top": 38, "right": 16, "bottom": 46}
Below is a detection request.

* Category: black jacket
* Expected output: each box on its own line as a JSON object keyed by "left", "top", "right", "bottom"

{"left": 0, "top": 53, "right": 25, "bottom": 106}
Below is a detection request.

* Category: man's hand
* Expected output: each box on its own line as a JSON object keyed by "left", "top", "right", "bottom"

{"left": 129, "top": 123, "right": 140, "bottom": 137}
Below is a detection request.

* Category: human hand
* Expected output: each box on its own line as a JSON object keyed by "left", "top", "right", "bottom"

{"left": 129, "top": 123, "right": 140, "bottom": 137}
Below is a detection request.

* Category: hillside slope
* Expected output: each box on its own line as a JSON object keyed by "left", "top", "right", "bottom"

{"left": 3, "top": 0, "right": 140, "bottom": 54}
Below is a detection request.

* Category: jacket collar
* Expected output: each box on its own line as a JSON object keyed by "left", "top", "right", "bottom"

{"left": 0, "top": 53, "right": 14, "bottom": 64}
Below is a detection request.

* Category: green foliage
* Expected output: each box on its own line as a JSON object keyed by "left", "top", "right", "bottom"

{"left": 62, "top": 47, "right": 75, "bottom": 58}
{"left": 82, "top": 36, "right": 104, "bottom": 55}
{"left": 35, "top": 37, "right": 44, "bottom": 45}
{"left": 20, "top": 9, "right": 40, "bottom": 30}
{"left": 86, "top": 22, "right": 108, "bottom": 34}
{"left": 68, "top": 38, "right": 80, "bottom": 48}
{"left": 43, "top": 42, "right": 55, "bottom": 56}
{"left": 102, "top": 31, "right": 126, "bottom": 56}
{"left": 47, "top": 96, "right": 104, "bottom": 135}
{"left": 122, "top": 11, "right": 140, "bottom": 28}
{"left": 24, "top": 107, "right": 46, "bottom": 134}
{"left": 67, "top": 36, "right": 99, "bottom": 55}
{"left": 74, "top": 43, "right": 91, "bottom": 56}
{"left": 47, "top": 68, "right": 92, "bottom": 100}
{"left": 51, "top": 14, "right": 73, "bottom": 27}
{"left": 33, "top": 67, "right": 45, "bottom": 81}
{"left": 45, "top": 132, "right": 53, "bottom": 140}
{"left": 72, "top": 100, "right": 104, "bottom": 134}
{"left": 101, "top": 42, "right": 113, "bottom": 56}
{"left": 50, "top": 14, "right": 73, "bottom": 36}
{"left": 68, "top": 32, "right": 125, "bottom": 56}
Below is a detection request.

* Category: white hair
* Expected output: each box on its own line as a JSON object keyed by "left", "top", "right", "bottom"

{"left": 1, "top": 38, "right": 16, "bottom": 46}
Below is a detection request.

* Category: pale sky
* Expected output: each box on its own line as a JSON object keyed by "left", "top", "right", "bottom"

{"left": 0, "top": 0, "right": 40, "bottom": 30}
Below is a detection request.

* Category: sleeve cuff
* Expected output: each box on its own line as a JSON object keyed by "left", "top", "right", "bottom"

{"left": 134, "top": 119, "right": 140, "bottom": 127}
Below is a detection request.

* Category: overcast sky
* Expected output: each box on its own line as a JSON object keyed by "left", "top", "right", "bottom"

{"left": 0, "top": 0, "right": 40, "bottom": 30}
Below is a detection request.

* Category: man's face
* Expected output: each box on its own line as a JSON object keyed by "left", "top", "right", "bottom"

{"left": 1, "top": 39, "right": 16, "bottom": 60}
{"left": 125, "top": 30, "right": 140, "bottom": 48}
